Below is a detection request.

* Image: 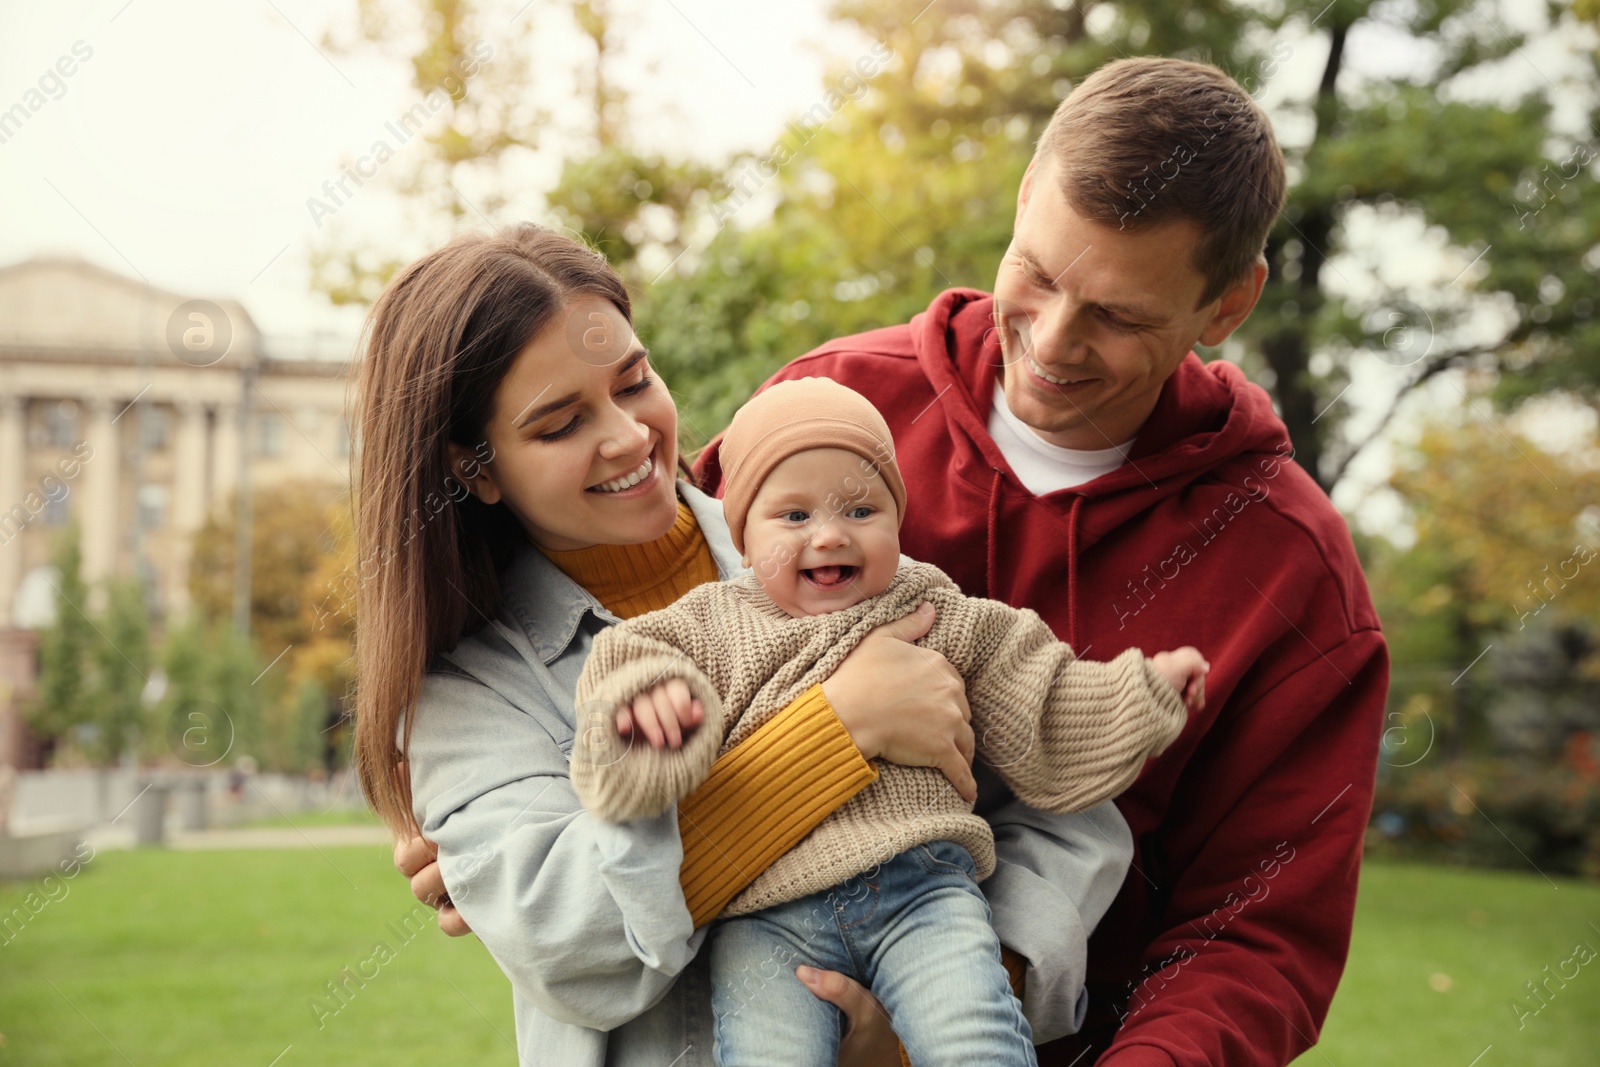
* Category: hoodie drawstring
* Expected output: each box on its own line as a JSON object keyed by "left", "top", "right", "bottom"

{"left": 988, "top": 467, "right": 1084, "bottom": 650}
{"left": 1066, "top": 495, "right": 1082, "bottom": 650}
{"left": 985, "top": 467, "right": 1002, "bottom": 602}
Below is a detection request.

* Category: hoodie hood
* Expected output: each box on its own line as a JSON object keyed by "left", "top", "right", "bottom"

{"left": 913, "top": 288, "right": 1291, "bottom": 544}
{"left": 904, "top": 288, "right": 1294, "bottom": 647}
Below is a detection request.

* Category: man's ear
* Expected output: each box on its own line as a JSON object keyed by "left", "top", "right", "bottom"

{"left": 1197, "top": 258, "right": 1268, "bottom": 348}
{"left": 447, "top": 441, "right": 502, "bottom": 505}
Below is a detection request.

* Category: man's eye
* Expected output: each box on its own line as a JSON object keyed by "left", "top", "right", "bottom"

{"left": 1100, "top": 309, "right": 1142, "bottom": 331}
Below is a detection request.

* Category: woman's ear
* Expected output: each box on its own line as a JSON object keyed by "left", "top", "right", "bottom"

{"left": 447, "top": 441, "right": 503, "bottom": 505}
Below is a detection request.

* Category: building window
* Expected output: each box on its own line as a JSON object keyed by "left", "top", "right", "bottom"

{"left": 30, "top": 401, "right": 79, "bottom": 448}
{"left": 138, "top": 485, "right": 168, "bottom": 529}
{"left": 140, "top": 406, "right": 170, "bottom": 451}
{"left": 258, "top": 413, "right": 285, "bottom": 458}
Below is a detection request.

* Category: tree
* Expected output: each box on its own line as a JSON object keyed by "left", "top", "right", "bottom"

{"left": 188, "top": 482, "right": 346, "bottom": 659}
{"left": 27, "top": 526, "right": 96, "bottom": 761}
{"left": 314, "top": 0, "right": 1600, "bottom": 489}
{"left": 312, "top": 0, "right": 548, "bottom": 305}
{"left": 89, "top": 580, "right": 152, "bottom": 766}
{"left": 27, "top": 529, "right": 154, "bottom": 766}
{"left": 1368, "top": 401, "right": 1600, "bottom": 757}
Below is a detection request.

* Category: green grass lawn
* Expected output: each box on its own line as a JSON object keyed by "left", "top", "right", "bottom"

{"left": 0, "top": 846, "right": 514, "bottom": 1066}
{"left": 2, "top": 850, "right": 1595, "bottom": 1065}
{"left": 1293, "top": 863, "right": 1600, "bottom": 1067}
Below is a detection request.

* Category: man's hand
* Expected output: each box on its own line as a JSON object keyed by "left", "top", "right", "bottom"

{"left": 393, "top": 827, "right": 472, "bottom": 937}
{"left": 617, "top": 678, "right": 704, "bottom": 749}
{"left": 797, "top": 966, "right": 902, "bottom": 1067}
{"left": 824, "top": 602, "right": 978, "bottom": 802}
{"left": 1152, "top": 646, "right": 1209, "bottom": 712}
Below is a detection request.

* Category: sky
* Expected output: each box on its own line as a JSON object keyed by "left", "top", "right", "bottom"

{"left": 2, "top": 0, "right": 1595, "bottom": 539}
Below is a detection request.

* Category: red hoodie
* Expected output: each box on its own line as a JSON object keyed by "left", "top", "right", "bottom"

{"left": 694, "top": 289, "right": 1389, "bottom": 1067}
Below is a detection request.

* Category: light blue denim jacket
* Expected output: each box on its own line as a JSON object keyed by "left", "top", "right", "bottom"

{"left": 408, "top": 481, "right": 1133, "bottom": 1066}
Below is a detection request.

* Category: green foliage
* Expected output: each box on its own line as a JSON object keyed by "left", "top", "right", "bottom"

{"left": 1366, "top": 411, "right": 1600, "bottom": 760}
{"left": 1370, "top": 748, "right": 1600, "bottom": 881}
{"left": 309, "top": 0, "right": 1600, "bottom": 487}
{"left": 152, "top": 617, "right": 327, "bottom": 774}
{"left": 188, "top": 482, "right": 345, "bottom": 660}
{"left": 273, "top": 678, "right": 333, "bottom": 776}
{"left": 89, "top": 580, "right": 153, "bottom": 765}
{"left": 27, "top": 529, "right": 153, "bottom": 767}
{"left": 312, "top": 0, "right": 551, "bottom": 305}
{"left": 209, "top": 626, "right": 272, "bottom": 769}
{"left": 27, "top": 525, "right": 94, "bottom": 746}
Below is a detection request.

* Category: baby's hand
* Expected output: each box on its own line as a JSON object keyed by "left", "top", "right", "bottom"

{"left": 617, "top": 678, "right": 704, "bottom": 749}
{"left": 1152, "top": 647, "right": 1209, "bottom": 713}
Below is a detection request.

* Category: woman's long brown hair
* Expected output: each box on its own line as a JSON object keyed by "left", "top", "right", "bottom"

{"left": 352, "top": 224, "right": 641, "bottom": 832}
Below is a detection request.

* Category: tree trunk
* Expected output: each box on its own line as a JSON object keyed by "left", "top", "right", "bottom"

{"left": 1258, "top": 20, "right": 1347, "bottom": 492}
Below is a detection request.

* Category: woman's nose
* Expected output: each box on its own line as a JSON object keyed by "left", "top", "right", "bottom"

{"left": 598, "top": 408, "right": 649, "bottom": 460}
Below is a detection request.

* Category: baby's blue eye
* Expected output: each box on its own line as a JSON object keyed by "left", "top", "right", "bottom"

{"left": 847, "top": 506, "right": 873, "bottom": 519}
{"left": 782, "top": 510, "right": 808, "bottom": 523}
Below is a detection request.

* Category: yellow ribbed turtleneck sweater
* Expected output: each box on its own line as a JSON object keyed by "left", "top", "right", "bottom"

{"left": 539, "top": 498, "right": 877, "bottom": 926}
{"left": 540, "top": 500, "right": 721, "bottom": 618}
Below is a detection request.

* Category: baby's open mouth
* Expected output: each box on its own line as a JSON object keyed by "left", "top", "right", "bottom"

{"left": 801, "top": 565, "right": 858, "bottom": 589}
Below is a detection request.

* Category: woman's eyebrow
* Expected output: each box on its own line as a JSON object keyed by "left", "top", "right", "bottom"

{"left": 512, "top": 349, "right": 650, "bottom": 428}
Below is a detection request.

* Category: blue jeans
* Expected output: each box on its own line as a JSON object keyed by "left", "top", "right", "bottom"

{"left": 708, "top": 840, "right": 1036, "bottom": 1067}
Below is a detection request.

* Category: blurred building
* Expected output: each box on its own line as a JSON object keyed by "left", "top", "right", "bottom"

{"left": 0, "top": 257, "right": 352, "bottom": 768}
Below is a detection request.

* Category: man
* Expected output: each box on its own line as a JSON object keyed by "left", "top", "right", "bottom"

{"left": 692, "top": 57, "right": 1388, "bottom": 1066}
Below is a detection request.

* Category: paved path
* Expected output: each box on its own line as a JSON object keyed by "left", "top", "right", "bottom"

{"left": 87, "top": 824, "right": 392, "bottom": 851}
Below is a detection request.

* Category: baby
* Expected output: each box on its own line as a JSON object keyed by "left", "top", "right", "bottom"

{"left": 571, "top": 377, "right": 1207, "bottom": 1067}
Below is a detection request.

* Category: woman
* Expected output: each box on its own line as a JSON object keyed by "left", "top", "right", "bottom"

{"left": 354, "top": 224, "right": 1130, "bottom": 1066}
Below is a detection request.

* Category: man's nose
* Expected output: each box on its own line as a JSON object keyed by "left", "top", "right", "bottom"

{"left": 1028, "top": 300, "right": 1091, "bottom": 366}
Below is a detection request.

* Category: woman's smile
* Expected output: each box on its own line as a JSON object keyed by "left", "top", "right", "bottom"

{"left": 588, "top": 451, "right": 658, "bottom": 496}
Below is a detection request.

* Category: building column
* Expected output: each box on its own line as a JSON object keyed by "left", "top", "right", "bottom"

{"left": 211, "top": 401, "right": 240, "bottom": 512}
{"left": 81, "top": 396, "right": 120, "bottom": 601}
{"left": 0, "top": 395, "right": 25, "bottom": 627}
{"left": 169, "top": 399, "right": 208, "bottom": 616}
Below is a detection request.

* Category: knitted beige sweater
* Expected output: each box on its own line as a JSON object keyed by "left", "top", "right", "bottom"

{"left": 571, "top": 555, "right": 1187, "bottom": 917}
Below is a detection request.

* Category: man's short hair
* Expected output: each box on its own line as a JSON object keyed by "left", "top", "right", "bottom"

{"left": 1036, "top": 57, "right": 1287, "bottom": 307}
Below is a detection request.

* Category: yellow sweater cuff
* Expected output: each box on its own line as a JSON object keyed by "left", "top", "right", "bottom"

{"left": 678, "top": 683, "right": 877, "bottom": 928}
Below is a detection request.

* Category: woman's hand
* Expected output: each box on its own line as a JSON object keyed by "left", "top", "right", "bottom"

{"left": 393, "top": 826, "right": 473, "bottom": 937}
{"left": 797, "top": 967, "right": 902, "bottom": 1067}
{"left": 822, "top": 601, "right": 977, "bottom": 802}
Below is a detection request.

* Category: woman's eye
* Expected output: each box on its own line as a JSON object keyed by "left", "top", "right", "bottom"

{"left": 619, "top": 374, "right": 654, "bottom": 397}
{"left": 536, "top": 373, "right": 653, "bottom": 442}
{"left": 537, "top": 417, "right": 580, "bottom": 442}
